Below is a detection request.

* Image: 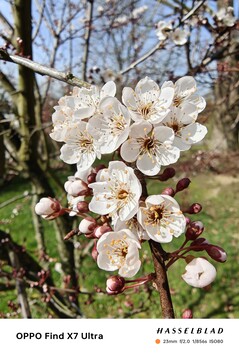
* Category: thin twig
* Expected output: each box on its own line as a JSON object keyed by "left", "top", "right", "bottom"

{"left": 0, "top": 49, "right": 90, "bottom": 88}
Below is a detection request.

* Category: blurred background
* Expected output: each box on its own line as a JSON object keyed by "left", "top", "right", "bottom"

{"left": 0, "top": 0, "right": 238, "bottom": 318}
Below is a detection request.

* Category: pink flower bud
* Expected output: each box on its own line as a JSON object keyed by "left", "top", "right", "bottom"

{"left": 161, "top": 187, "right": 175, "bottom": 196}
{"left": 190, "top": 237, "right": 209, "bottom": 251}
{"left": 206, "top": 245, "right": 227, "bottom": 263}
{"left": 64, "top": 180, "right": 88, "bottom": 197}
{"left": 176, "top": 178, "right": 191, "bottom": 193}
{"left": 186, "top": 221, "right": 204, "bottom": 240}
{"left": 77, "top": 201, "right": 89, "bottom": 213}
{"left": 91, "top": 240, "right": 98, "bottom": 262}
{"left": 182, "top": 309, "right": 193, "bottom": 319}
{"left": 158, "top": 167, "right": 176, "bottom": 181}
{"left": 186, "top": 203, "right": 202, "bottom": 214}
{"left": 106, "top": 276, "right": 125, "bottom": 295}
{"left": 87, "top": 172, "right": 97, "bottom": 184}
{"left": 79, "top": 217, "right": 97, "bottom": 234}
{"left": 35, "top": 197, "right": 61, "bottom": 219}
{"left": 93, "top": 225, "right": 112, "bottom": 238}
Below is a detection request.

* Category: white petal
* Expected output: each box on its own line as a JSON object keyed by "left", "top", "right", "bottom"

{"left": 154, "top": 126, "right": 174, "bottom": 143}
{"left": 181, "top": 123, "right": 207, "bottom": 145}
{"left": 135, "top": 77, "right": 159, "bottom": 95}
{"left": 120, "top": 140, "right": 140, "bottom": 162}
{"left": 156, "top": 145, "right": 180, "bottom": 166}
{"left": 73, "top": 106, "right": 96, "bottom": 120}
{"left": 122, "top": 87, "right": 138, "bottom": 110}
{"left": 100, "top": 81, "right": 116, "bottom": 99}
{"left": 175, "top": 76, "right": 197, "bottom": 98}
{"left": 136, "top": 154, "right": 161, "bottom": 176}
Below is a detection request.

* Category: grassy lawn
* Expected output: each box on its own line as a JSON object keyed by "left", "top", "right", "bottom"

{"left": 1, "top": 167, "right": 239, "bottom": 318}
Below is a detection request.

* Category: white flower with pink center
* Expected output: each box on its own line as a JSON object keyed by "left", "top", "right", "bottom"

{"left": 122, "top": 77, "right": 174, "bottom": 125}
{"left": 182, "top": 258, "right": 217, "bottom": 288}
{"left": 120, "top": 121, "right": 180, "bottom": 176}
{"left": 162, "top": 76, "right": 206, "bottom": 114}
{"left": 161, "top": 105, "right": 208, "bottom": 151}
{"left": 60, "top": 121, "right": 101, "bottom": 171}
{"left": 97, "top": 229, "right": 141, "bottom": 277}
{"left": 88, "top": 161, "right": 142, "bottom": 221}
{"left": 171, "top": 28, "right": 189, "bottom": 45}
{"left": 155, "top": 21, "right": 172, "bottom": 41}
{"left": 137, "top": 195, "right": 186, "bottom": 243}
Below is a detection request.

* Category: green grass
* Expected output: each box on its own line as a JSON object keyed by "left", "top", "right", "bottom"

{"left": 0, "top": 170, "right": 239, "bottom": 318}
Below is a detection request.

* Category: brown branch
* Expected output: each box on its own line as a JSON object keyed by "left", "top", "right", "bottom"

{"left": 7, "top": 245, "right": 32, "bottom": 318}
{"left": 0, "top": 49, "right": 90, "bottom": 88}
{"left": 149, "top": 240, "right": 174, "bottom": 318}
{"left": 82, "top": 0, "right": 94, "bottom": 81}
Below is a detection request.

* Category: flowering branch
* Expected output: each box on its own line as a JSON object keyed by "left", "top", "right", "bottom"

{"left": 120, "top": 0, "right": 207, "bottom": 75}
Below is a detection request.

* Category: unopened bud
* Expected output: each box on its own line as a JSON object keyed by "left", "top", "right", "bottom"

{"left": 182, "top": 309, "right": 193, "bottom": 319}
{"left": 206, "top": 245, "right": 227, "bottom": 263}
{"left": 64, "top": 179, "right": 88, "bottom": 197}
{"left": 186, "top": 221, "right": 204, "bottom": 240}
{"left": 158, "top": 167, "right": 176, "bottom": 181}
{"left": 79, "top": 217, "right": 97, "bottom": 234}
{"left": 191, "top": 237, "right": 209, "bottom": 251}
{"left": 77, "top": 201, "right": 89, "bottom": 213}
{"left": 106, "top": 275, "right": 125, "bottom": 295}
{"left": 87, "top": 172, "right": 97, "bottom": 183}
{"left": 35, "top": 197, "right": 61, "bottom": 219}
{"left": 91, "top": 240, "right": 98, "bottom": 261}
{"left": 186, "top": 203, "right": 202, "bottom": 214}
{"left": 94, "top": 225, "right": 112, "bottom": 238}
{"left": 176, "top": 178, "right": 191, "bottom": 193}
{"left": 161, "top": 187, "right": 175, "bottom": 196}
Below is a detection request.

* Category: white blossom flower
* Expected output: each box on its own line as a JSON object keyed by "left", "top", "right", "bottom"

{"left": 60, "top": 121, "right": 101, "bottom": 171}
{"left": 88, "top": 161, "right": 142, "bottom": 221}
{"left": 87, "top": 97, "right": 131, "bottom": 154}
{"left": 50, "top": 95, "right": 79, "bottom": 142}
{"left": 97, "top": 229, "right": 141, "bottom": 277}
{"left": 137, "top": 194, "right": 186, "bottom": 243}
{"left": 155, "top": 21, "right": 172, "bottom": 40}
{"left": 182, "top": 257, "right": 217, "bottom": 288}
{"left": 215, "top": 7, "right": 236, "bottom": 27}
{"left": 114, "top": 215, "right": 149, "bottom": 241}
{"left": 171, "top": 28, "right": 189, "bottom": 45}
{"left": 72, "top": 81, "right": 116, "bottom": 120}
{"left": 50, "top": 82, "right": 116, "bottom": 142}
{"left": 122, "top": 77, "right": 174, "bottom": 125}
{"left": 161, "top": 105, "right": 208, "bottom": 151}
{"left": 162, "top": 76, "right": 206, "bottom": 114}
{"left": 120, "top": 121, "right": 180, "bottom": 176}
{"left": 131, "top": 6, "right": 148, "bottom": 20}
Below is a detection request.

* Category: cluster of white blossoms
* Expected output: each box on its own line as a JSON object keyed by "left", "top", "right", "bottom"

{"left": 50, "top": 76, "right": 207, "bottom": 176}
{"left": 36, "top": 75, "right": 221, "bottom": 286}
{"left": 155, "top": 21, "right": 189, "bottom": 46}
{"left": 215, "top": 6, "right": 236, "bottom": 27}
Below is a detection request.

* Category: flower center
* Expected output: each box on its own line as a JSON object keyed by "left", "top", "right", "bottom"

{"left": 118, "top": 189, "right": 129, "bottom": 200}
{"left": 139, "top": 102, "right": 156, "bottom": 119}
{"left": 105, "top": 238, "right": 129, "bottom": 267}
{"left": 173, "top": 96, "right": 183, "bottom": 107}
{"left": 110, "top": 115, "right": 126, "bottom": 136}
{"left": 144, "top": 205, "right": 164, "bottom": 226}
